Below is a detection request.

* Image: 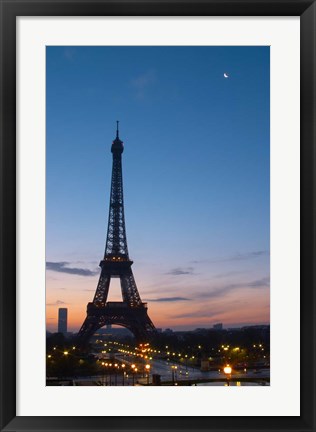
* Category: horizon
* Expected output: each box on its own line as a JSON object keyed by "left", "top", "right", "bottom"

{"left": 47, "top": 317, "right": 270, "bottom": 334}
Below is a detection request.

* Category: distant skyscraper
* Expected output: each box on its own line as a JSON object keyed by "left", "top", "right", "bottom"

{"left": 58, "top": 308, "right": 68, "bottom": 334}
{"left": 213, "top": 323, "right": 223, "bottom": 330}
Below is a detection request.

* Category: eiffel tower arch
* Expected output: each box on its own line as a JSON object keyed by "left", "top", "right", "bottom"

{"left": 77, "top": 123, "right": 156, "bottom": 346}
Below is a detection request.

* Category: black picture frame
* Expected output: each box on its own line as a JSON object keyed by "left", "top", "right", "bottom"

{"left": 0, "top": 1, "right": 315, "bottom": 431}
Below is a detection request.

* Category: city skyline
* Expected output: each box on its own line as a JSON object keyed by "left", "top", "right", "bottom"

{"left": 46, "top": 46, "right": 270, "bottom": 333}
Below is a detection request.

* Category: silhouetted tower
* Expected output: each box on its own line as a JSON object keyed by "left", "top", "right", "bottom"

{"left": 77, "top": 122, "right": 156, "bottom": 346}
{"left": 58, "top": 308, "right": 68, "bottom": 334}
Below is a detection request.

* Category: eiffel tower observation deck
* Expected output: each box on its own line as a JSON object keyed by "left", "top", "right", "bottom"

{"left": 77, "top": 122, "right": 156, "bottom": 346}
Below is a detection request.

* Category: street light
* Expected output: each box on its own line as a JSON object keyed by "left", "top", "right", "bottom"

{"left": 145, "top": 364, "right": 151, "bottom": 385}
{"left": 134, "top": 367, "right": 138, "bottom": 386}
{"left": 122, "top": 364, "right": 126, "bottom": 386}
{"left": 131, "top": 364, "right": 136, "bottom": 386}
{"left": 171, "top": 365, "right": 178, "bottom": 385}
{"left": 101, "top": 362, "right": 105, "bottom": 385}
{"left": 223, "top": 365, "right": 232, "bottom": 386}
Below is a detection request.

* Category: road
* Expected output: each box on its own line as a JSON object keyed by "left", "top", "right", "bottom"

{"left": 114, "top": 352, "right": 270, "bottom": 385}
{"left": 63, "top": 350, "right": 270, "bottom": 386}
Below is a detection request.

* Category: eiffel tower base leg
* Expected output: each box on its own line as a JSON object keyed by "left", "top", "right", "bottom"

{"left": 76, "top": 302, "right": 156, "bottom": 347}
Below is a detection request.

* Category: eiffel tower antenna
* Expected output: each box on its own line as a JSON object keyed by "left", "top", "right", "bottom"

{"left": 77, "top": 123, "right": 156, "bottom": 346}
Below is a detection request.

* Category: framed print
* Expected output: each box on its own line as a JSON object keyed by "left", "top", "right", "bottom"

{"left": 0, "top": 1, "right": 315, "bottom": 431}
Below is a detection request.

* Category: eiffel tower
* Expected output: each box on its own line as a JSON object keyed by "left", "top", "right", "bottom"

{"left": 77, "top": 122, "right": 156, "bottom": 346}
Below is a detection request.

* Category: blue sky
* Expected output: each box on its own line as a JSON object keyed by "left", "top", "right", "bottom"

{"left": 46, "top": 46, "right": 270, "bottom": 332}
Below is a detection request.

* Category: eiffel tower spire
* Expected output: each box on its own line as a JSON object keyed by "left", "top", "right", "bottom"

{"left": 104, "top": 121, "right": 128, "bottom": 258}
{"left": 77, "top": 124, "right": 156, "bottom": 346}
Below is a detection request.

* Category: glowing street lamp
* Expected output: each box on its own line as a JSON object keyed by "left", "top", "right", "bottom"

{"left": 101, "top": 362, "right": 106, "bottom": 385}
{"left": 121, "top": 364, "right": 126, "bottom": 386}
{"left": 223, "top": 365, "right": 232, "bottom": 386}
{"left": 223, "top": 365, "right": 232, "bottom": 374}
{"left": 131, "top": 365, "right": 137, "bottom": 386}
{"left": 171, "top": 365, "right": 178, "bottom": 385}
{"left": 145, "top": 364, "right": 151, "bottom": 385}
{"left": 114, "top": 364, "right": 119, "bottom": 386}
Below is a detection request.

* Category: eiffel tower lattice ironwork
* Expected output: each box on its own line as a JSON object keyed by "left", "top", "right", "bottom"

{"left": 77, "top": 122, "right": 156, "bottom": 346}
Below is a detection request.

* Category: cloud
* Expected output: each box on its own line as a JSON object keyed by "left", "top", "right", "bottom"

{"left": 174, "top": 309, "right": 224, "bottom": 319}
{"left": 166, "top": 267, "right": 195, "bottom": 276}
{"left": 130, "top": 70, "right": 156, "bottom": 99}
{"left": 247, "top": 276, "right": 270, "bottom": 288}
{"left": 192, "top": 250, "right": 269, "bottom": 264}
{"left": 229, "top": 251, "right": 269, "bottom": 261}
{"left": 213, "top": 271, "right": 244, "bottom": 279}
{"left": 144, "top": 297, "right": 190, "bottom": 302}
{"left": 197, "top": 276, "right": 270, "bottom": 300}
{"left": 46, "top": 300, "right": 68, "bottom": 306}
{"left": 197, "top": 285, "right": 237, "bottom": 299}
{"left": 46, "top": 261, "right": 99, "bottom": 277}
